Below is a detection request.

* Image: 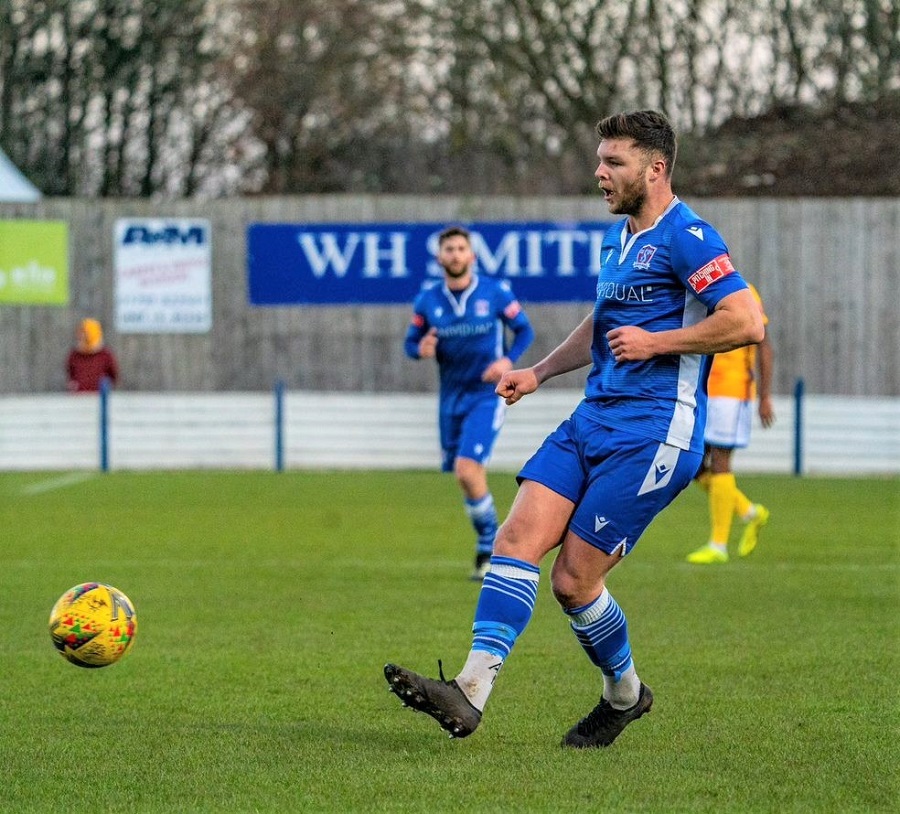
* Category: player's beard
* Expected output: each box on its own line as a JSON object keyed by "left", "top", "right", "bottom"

{"left": 442, "top": 263, "right": 469, "bottom": 279}
{"left": 609, "top": 174, "right": 648, "bottom": 216}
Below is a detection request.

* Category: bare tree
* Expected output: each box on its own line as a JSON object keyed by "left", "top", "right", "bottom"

{"left": 225, "top": 0, "right": 430, "bottom": 193}
{"left": 0, "top": 0, "right": 241, "bottom": 197}
{"left": 1, "top": 0, "right": 896, "bottom": 197}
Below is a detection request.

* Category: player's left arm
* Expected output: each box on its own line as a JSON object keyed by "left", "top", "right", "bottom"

{"left": 756, "top": 328, "right": 775, "bottom": 427}
{"left": 608, "top": 288, "right": 764, "bottom": 362}
{"left": 608, "top": 226, "right": 764, "bottom": 362}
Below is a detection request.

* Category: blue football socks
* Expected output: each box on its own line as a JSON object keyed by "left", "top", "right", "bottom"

{"left": 456, "top": 555, "right": 540, "bottom": 710}
{"left": 465, "top": 493, "right": 498, "bottom": 557}
{"left": 471, "top": 555, "right": 540, "bottom": 659}
{"left": 566, "top": 589, "right": 633, "bottom": 681}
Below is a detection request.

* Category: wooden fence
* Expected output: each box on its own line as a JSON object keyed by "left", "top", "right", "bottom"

{"left": 0, "top": 195, "right": 898, "bottom": 397}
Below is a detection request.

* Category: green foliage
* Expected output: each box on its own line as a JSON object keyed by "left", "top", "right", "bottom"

{"left": 0, "top": 471, "right": 897, "bottom": 813}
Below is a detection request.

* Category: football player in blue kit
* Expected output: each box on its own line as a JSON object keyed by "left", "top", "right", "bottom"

{"left": 404, "top": 226, "right": 535, "bottom": 580}
{"left": 386, "top": 110, "right": 765, "bottom": 747}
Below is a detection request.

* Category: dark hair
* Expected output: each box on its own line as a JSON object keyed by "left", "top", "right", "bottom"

{"left": 438, "top": 225, "right": 471, "bottom": 245}
{"left": 595, "top": 110, "right": 677, "bottom": 176}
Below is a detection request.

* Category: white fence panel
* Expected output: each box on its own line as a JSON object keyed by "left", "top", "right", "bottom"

{"left": 0, "top": 395, "right": 99, "bottom": 469}
{"left": 286, "top": 392, "right": 437, "bottom": 469}
{"left": 0, "top": 391, "right": 897, "bottom": 475}
{"left": 109, "top": 393, "right": 275, "bottom": 469}
{"left": 802, "top": 396, "right": 900, "bottom": 475}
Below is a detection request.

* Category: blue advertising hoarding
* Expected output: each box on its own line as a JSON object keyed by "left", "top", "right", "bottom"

{"left": 247, "top": 221, "right": 613, "bottom": 305}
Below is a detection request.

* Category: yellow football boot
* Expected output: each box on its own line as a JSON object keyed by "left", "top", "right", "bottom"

{"left": 686, "top": 544, "right": 729, "bottom": 564}
{"left": 738, "top": 504, "right": 770, "bottom": 557}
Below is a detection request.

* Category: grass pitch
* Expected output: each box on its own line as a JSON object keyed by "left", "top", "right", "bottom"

{"left": 0, "top": 470, "right": 897, "bottom": 813}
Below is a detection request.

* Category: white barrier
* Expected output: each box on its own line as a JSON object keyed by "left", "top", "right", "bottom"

{"left": 0, "top": 391, "right": 897, "bottom": 474}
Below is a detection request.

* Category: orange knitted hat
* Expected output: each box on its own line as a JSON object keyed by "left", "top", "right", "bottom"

{"left": 79, "top": 318, "right": 103, "bottom": 352}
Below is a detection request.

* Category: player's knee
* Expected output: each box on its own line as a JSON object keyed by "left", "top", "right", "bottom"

{"left": 454, "top": 458, "right": 485, "bottom": 493}
{"left": 453, "top": 457, "right": 484, "bottom": 481}
{"left": 549, "top": 557, "right": 603, "bottom": 610}
{"left": 549, "top": 567, "right": 579, "bottom": 608}
{"left": 454, "top": 468, "right": 474, "bottom": 490}
{"left": 493, "top": 516, "right": 531, "bottom": 557}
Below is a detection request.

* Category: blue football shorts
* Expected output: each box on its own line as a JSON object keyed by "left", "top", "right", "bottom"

{"left": 517, "top": 400, "right": 703, "bottom": 556}
{"left": 439, "top": 391, "right": 506, "bottom": 472}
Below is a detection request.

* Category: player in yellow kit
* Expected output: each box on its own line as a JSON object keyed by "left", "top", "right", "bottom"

{"left": 687, "top": 284, "right": 775, "bottom": 564}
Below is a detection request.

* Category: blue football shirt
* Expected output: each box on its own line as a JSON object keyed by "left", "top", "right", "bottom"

{"left": 404, "top": 274, "right": 534, "bottom": 395}
{"left": 585, "top": 198, "right": 750, "bottom": 452}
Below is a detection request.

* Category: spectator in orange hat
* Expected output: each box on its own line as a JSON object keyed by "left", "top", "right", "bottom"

{"left": 66, "top": 318, "right": 119, "bottom": 393}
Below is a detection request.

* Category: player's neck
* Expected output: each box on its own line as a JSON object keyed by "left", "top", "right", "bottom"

{"left": 445, "top": 271, "right": 473, "bottom": 291}
{"left": 628, "top": 190, "right": 676, "bottom": 234}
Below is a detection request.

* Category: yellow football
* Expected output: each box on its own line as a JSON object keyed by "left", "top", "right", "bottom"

{"left": 49, "top": 582, "right": 137, "bottom": 668}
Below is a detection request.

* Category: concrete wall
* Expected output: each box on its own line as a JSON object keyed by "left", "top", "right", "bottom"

{"left": 1, "top": 195, "right": 898, "bottom": 397}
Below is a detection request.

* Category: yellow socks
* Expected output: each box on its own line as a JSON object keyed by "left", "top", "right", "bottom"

{"left": 734, "top": 486, "right": 753, "bottom": 520}
{"left": 708, "top": 473, "right": 737, "bottom": 545}
{"left": 695, "top": 471, "right": 711, "bottom": 493}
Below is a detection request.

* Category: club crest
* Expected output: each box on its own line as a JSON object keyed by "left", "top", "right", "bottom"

{"left": 634, "top": 244, "right": 658, "bottom": 270}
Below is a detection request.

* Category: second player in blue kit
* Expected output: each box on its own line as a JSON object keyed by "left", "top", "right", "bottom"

{"left": 404, "top": 226, "right": 535, "bottom": 580}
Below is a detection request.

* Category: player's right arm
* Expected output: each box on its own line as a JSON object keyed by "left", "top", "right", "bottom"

{"left": 496, "top": 313, "right": 594, "bottom": 405}
{"left": 403, "top": 308, "right": 430, "bottom": 359}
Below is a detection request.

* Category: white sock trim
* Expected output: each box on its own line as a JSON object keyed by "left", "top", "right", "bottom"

{"left": 489, "top": 561, "right": 540, "bottom": 582}
{"left": 569, "top": 588, "right": 611, "bottom": 626}
{"left": 465, "top": 494, "right": 495, "bottom": 518}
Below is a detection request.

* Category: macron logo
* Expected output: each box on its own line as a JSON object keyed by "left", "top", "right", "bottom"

{"left": 595, "top": 516, "right": 610, "bottom": 532}
{"left": 687, "top": 226, "right": 704, "bottom": 240}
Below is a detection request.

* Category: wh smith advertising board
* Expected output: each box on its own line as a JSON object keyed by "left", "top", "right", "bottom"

{"left": 115, "top": 218, "right": 212, "bottom": 333}
{"left": 247, "top": 222, "right": 613, "bottom": 305}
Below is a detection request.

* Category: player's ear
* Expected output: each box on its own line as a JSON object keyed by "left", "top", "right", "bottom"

{"left": 647, "top": 155, "right": 667, "bottom": 183}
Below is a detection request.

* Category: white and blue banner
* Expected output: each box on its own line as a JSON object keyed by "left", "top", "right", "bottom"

{"left": 115, "top": 218, "right": 212, "bottom": 333}
{"left": 247, "top": 221, "right": 613, "bottom": 305}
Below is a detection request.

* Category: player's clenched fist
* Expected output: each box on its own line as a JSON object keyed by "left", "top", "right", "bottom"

{"left": 482, "top": 356, "right": 513, "bottom": 384}
{"left": 495, "top": 367, "right": 539, "bottom": 405}
{"left": 418, "top": 327, "right": 438, "bottom": 358}
{"left": 606, "top": 325, "right": 656, "bottom": 362}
